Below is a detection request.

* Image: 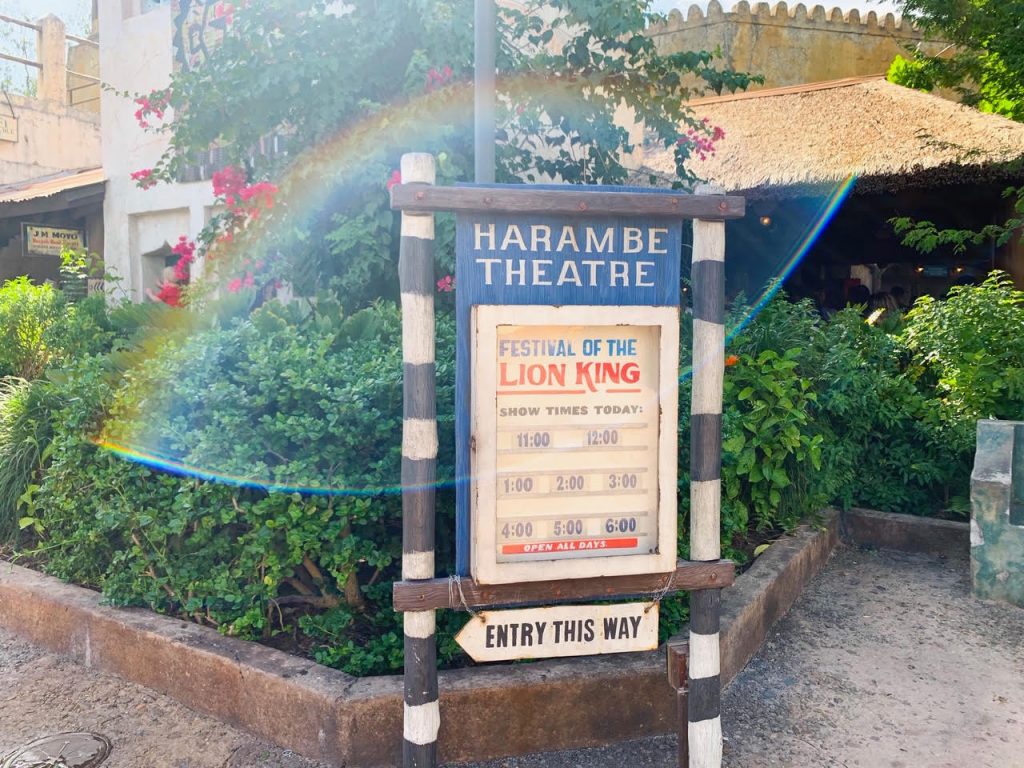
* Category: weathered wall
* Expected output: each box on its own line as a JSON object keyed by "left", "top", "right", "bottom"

{"left": 0, "top": 93, "right": 101, "bottom": 184}
{"left": 650, "top": 1, "right": 943, "bottom": 89}
{"left": 98, "top": 0, "right": 214, "bottom": 302}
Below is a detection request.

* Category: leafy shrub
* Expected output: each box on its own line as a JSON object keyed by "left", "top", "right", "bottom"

{"left": 0, "top": 377, "right": 57, "bottom": 541}
{"left": 902, "top": 272, "right": 1024, "bottom": 424}
{"left": 811, "top": 308, "right": 961, "bottom": 515}
{"left": 32, "top": 299, "right": 458, "bottom": 674}
{"left": 0, "top": 277, "right": 62, "bottom": 380}
{"left": 14, "top": 275, "right": 1024, "bottom": 675}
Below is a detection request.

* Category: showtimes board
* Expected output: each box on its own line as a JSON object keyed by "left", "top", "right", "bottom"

{"left": 472, "top": 306, "right": 678, "bottom": 583}
{"left": 454, "top": 194, "right": 684, "bottom": 583}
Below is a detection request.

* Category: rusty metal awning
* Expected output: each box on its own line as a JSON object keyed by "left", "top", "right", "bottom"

{"left": 0, "top": 167, "right": 105, "bottom": 218}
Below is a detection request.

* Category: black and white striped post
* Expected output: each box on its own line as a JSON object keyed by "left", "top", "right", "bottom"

{"left": 688, "top": 184, "right": 726, "bottom": 767}
{"left": 399, "top": 152, "right": 440, "bottom": 768}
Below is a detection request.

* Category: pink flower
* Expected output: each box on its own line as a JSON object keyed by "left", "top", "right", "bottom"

{"left": 130, "top": 168, "right": 157, "bottom": 189}
{"left": 436, "top": 274, "right": 455, "bottom": 293}
{"left": 386, "top": 169, "right": 402, "bottom": 191}
{"left": 212, "top": 165, "right": 247, "bottom": 198}
{"left": 154, "top": 282, "right": 182, "bottom": 307}
{"left": 227, "top": 278, "right": 243, "bottom": 293}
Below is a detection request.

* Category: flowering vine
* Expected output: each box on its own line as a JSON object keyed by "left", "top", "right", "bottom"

{"left": 676, "top": 119, "right": 726, "bottom": 162}
{"left": 133, "top": 88, "right": 172, "bottom": 130}
{"left": 425, "top": 65, "right": 453, "bottom": 92}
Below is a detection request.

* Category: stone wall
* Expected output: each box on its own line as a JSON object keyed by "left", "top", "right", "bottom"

{"left": 650, "top": 1, "right": 945, "bottom": 89}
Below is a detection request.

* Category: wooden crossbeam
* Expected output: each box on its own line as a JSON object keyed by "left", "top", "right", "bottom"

{"left": 392, "top": 560, "right": 735, "bottom": 612}
{"left": 390, "top": 185, "right": 746, "bottom": 220}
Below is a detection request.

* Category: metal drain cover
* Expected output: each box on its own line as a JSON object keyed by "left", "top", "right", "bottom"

{"left": 0, "top": 733, "right": 111, "bottom": 768}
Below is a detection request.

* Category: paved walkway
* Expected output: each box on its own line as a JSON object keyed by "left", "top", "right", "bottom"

{"left": 463, "top": 547, "right": 1024, "bottom": 767}
{"left": 2, "top": 546, "right": 1022, "bottom": 767}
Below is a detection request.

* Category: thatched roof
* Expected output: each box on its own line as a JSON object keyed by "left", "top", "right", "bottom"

{"left": 638, "top": 76, "right": 1024, "bottom": 197}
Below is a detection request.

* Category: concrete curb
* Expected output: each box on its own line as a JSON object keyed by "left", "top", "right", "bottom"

{"left": 0, "top": 512, "right": 840, "bottom": 767}
{"left": 840, "top": 507, "right": 968, "bottom": 559}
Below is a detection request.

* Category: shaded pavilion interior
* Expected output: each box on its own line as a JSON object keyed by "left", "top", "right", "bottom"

{"left": 637, "top": 76, "right": 1024, "bottom": 308}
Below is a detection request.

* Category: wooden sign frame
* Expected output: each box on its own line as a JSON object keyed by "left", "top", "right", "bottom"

{"left": 390, "top": 159, "right": 740, "bottom": 768}
{"left": 471, "top": 303, "right": 679, "bottom": 584}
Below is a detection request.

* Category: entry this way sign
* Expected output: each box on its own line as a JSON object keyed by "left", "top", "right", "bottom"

{"left": 455, "top": 602, "right": 659, "bottom": 662}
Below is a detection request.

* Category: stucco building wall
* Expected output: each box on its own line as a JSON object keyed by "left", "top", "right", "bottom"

{"left": 98, "top": 0, "right": 213, "bottom": 302}
{"left": 0, "top": 93, "right": 101, "bottom": 184}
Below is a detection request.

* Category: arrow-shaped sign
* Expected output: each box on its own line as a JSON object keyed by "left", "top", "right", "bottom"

{"left": 455, "top": 601, "right": 659, "bottom": 663}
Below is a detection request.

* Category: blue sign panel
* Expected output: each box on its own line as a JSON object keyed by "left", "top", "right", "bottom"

{"left": 454, "top": 185, "right": 684, "bottom": 575}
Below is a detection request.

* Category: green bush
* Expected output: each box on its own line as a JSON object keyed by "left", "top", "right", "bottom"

{"left": 0, "top": 377, "right": 57, "bottom": 541}
{"left": 9, "top": 273, "right": 1024, "bottom": 676}
{"left": 31, "top": 299, "right": 459, "bottom": 674}
{"left": 0, "top": 277, "right": 62, "bottom": 380}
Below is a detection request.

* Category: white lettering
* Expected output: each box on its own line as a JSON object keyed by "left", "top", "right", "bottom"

{"left": 507, "top": 259, "right": 527, "bottom": 286}
{"left": 585, "top": 227, "right": 613, "bottom": 254}
{"left": 557, "top": 260, "right": 583, "bottom": 287}
{"left": 532, "top": 259, "right": 553, "bottom": 286}
{"left": 501, "top": 225, "right": 528, "bottom": 251}
{"left": 475, "top": 222, "right": 495, "bottom": 251}
{"left": 649, "top": 228, "right": 668, "bottom": 254}
{"left": 556, "top": 226, "right": 580, "bottom": 252}
{"left": 636, "top": 261, "right": 655, "bottom": 287}
{"left": 476, "top": 257, "right": 501, "bottom": 284}
{"left": 581, "top": 260, "right": 602, "bottom": 287}
{"left": 610, "top": 261, "right": 629, "bottom": 286}
{"left": 530, "top": 225, "right": 552, "bottom": 252}
{"left": 622, "top": 227, "right": 643, "bottom": 254}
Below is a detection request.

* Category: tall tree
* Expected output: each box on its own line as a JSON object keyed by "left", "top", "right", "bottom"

{"left": 888, "top": 0, "right": 1024, "bottom": 254}
{"left": 133, "top": 0, "right": 758, "bottom": 303}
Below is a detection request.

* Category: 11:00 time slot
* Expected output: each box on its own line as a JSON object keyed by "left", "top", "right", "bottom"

{"left": 498, "top": 426, "right": 648, "bottom": 453}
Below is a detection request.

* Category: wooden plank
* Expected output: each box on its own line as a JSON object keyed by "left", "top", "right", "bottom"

{"left": 666, "top": 638, "right": 689, "bottom": 690}
{"left": 392, "top": 559, "right": 735, "bottom": 611}
{"left": 455, "top": 602, "right": 659, "bottom": 663}
{"left": 390, "top": 185, "right": 745, "bottom": 220}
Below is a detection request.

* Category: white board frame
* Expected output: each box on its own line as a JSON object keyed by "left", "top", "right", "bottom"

{"left": 471, "top": 304, "right": 679, "bottom": 585}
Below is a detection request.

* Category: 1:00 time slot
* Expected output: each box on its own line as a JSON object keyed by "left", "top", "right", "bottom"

{"left": 500, "top": 517, "right": 640, "bottom": 540}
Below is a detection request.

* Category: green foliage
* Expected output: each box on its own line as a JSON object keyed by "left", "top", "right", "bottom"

{"left": 141, "top": 0, "right": 758, "bottom": 304}
{"left": 9, "top": 275, "right": 1024, "bottom": 674}
{"left": 891, "top": 0, "right": 1024, "bottom": 121}
{"left": 811, "top": 307, "right": 960, "bottom": 514}
{"left": 887, "top": 0, "right": 1024, "bottom": 253}
{"left": 0, "top": 277, "right": 120, "bottom": 382}
{"left": 902, "top": 272, "right": 1024, "bottom": 425}
{"left": 0, "top": 278, "right": 62, "bottom": 380}
{"left": 29, "top": 299, "right": 458, "bottom": 674}
{"left": 0, "top": 378, "right": 57, "bottom": 541}
{"left": 721, "top": 348, "right": 823, "bottom": 535}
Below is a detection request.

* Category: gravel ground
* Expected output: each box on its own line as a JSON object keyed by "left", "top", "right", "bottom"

{"left": 458, "top": 546, "right": 1024, "bottom": 768}
{"left": 2, "top": 545, "right": 1022, "bottom": 768}
{"left": 0, "top": 627, "right": 330, "bottom": 768}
